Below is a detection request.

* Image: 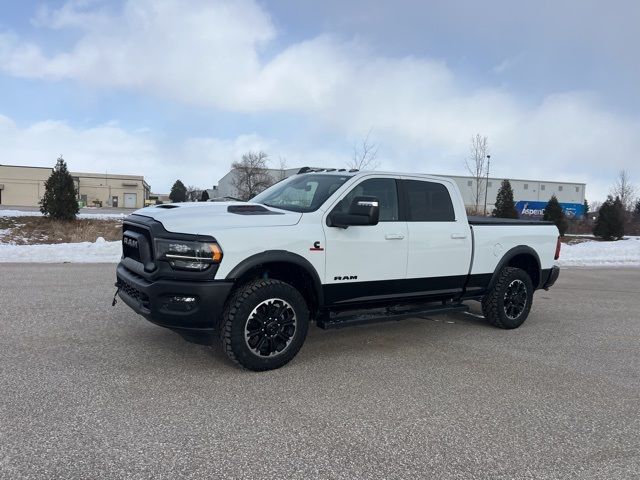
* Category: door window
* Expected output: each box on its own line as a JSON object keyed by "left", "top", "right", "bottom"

{"left": 333, "top": 178, "right": 399, "bottom": 221}
{"left": 403, "top": 180, "right": 455, "bottom": 221}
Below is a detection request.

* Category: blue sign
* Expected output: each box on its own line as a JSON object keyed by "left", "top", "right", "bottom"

{"left": 515, "top": 201, "right": 585, "bottom": 219}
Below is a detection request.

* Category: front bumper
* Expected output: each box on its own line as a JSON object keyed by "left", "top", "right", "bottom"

{"left": 116, "top": 263, "right": 234, "bottom": 334}
{"left": 542, "top": 266, "right": 560, "bottom": 290}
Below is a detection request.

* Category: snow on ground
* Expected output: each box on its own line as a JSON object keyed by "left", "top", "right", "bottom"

{"left": 559, "top": 237, "right": 640, "bottom": 267}
{"left": 0, "top": 209, "right": 128, "bottom": 219}
{"left": 0, "top": 237, "right": 122, "bottom": 263}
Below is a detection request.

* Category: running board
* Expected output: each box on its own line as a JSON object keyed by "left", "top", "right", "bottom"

{"left": 317, "top": 303, "right": 469, "bottom": 330}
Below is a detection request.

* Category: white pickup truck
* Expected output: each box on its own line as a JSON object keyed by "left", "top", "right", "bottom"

{"left": 116, "top": 169, "right": 561, "bottom": 371}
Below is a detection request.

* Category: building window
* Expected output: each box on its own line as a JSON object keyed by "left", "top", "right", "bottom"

{"left": 524, "top": 183, "right": 528, "bottom": 190}
{"left": 575, "top": 186, "right": 580, "bottom": 193}
{"left": 541, "top": 184, "right": 546, "bottom": 191}
{"left": 558, "top": 185, "right": 563, "bottom": 191}
{"left": 467, "top": 180, "right": 473, "bottom": 187}
{"left": 487, "top": 182, "right": 492, "bottom": 188}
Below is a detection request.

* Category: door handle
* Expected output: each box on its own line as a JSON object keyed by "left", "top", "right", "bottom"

{"left": 385, "top": 233, "right": 405, "bottom": 240}
{"left": 451, "top": 233, "right": 467, "bottom": 239}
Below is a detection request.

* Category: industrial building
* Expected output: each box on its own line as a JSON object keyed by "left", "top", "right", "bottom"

{"left": 0, "top": 164, "right": 150, "bottom": 209}
{"left": 212, "top": 167, "right": 586, "bottom": 218}
{"left": 446, "top": 175, "right": 586, "bottom": 218}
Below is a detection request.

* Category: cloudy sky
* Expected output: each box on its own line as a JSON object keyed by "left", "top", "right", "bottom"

{"left": 1, "top": 0, "right": 638, "bottom": 200}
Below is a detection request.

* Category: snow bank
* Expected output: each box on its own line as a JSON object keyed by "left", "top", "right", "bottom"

{"left": 559, "top": 237, "right": 640, "bottom": 267}
{"left": 0, "top": 239, "right": 122, "bottom": 263}
{"left": 0, "top": 209, "right": 128, "bottom": 219}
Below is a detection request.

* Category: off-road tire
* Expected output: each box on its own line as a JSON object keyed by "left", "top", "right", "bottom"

{"left": 482, "top": 267, "right": 534, "bottom": 329}
{"left": 221, "top": 279, "right": 309, "bottom": 371}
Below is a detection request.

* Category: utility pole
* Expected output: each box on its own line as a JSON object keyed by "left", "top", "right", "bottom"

{"left": 483, "top": 155, "right": 491, "bottom": 215}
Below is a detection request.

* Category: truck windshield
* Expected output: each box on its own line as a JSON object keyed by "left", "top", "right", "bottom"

{"left": 252, "top": 174, "right": 351, "bottom": 213}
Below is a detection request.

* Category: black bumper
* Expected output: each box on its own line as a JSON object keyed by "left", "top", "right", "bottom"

{"left": 542, "top": 266, "right": 560, "bottom": 290}
{"left": 116, "top": 263, "right": 234, "bottom": 334}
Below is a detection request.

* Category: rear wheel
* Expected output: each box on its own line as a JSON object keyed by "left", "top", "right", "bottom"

{"left": 221, "top": 279, "right": 309, "bottom": 371}
{"left": 482, "top": 267, "right": 533, "bottom": 329}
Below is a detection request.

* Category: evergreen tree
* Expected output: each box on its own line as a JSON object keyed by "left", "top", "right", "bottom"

{"left": 201, "top": 189, "right": 210, "bottom": 202}
{"left": 40, "top": 156, "right": 79, "bottom": 220}
{"left": 593, "top": 195, "right": 625, "bottom": 240}
{"left": 492, "top": 179, "right": 518, "bottom": 219}
{"left": 543, "top": 194, "right": 568, "bottom": 236}
{"left": 169, "top": 180, "right": 187, "bottom": 202}
{"left": 633, "top": 199, "right": 640, "bottom": 221}
{"left": 583, "top": 199, "right": 589, "bottom": 218}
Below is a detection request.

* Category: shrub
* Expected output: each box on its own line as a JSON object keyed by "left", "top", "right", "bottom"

{"left": 593, "top": 195, "right": 625, "bottom": 240}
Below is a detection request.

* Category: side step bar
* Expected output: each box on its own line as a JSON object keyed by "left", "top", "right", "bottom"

{"left": 317, "top": 303, "right": 469, "bottom": 330}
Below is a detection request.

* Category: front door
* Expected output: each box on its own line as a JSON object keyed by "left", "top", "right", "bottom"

{"left": 322, "top": 176, "right": 408, "bottom": 305}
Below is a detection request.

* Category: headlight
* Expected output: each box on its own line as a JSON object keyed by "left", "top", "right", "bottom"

{"left": 155, "top": 239, "right": 223, "bottom": 271}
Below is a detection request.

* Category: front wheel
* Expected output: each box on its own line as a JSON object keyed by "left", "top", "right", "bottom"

{"left": 221, "top": 279, "right": 309, "bottom": 371}
{"left": 482, "top": 267, "right": 534, "bottom": 329}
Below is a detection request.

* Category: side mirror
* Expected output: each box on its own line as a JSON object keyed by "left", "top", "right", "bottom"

{"left": 328, "top": 196, "right": 380, "bottom": 228}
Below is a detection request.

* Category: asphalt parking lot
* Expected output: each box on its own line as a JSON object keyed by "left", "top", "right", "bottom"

{"left": 1, "top": 265, "right": 639, "bottom": 479}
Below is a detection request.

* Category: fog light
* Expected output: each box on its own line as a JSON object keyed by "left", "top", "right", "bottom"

{"left": 171, "top": 296, "right": 196, "bottom": 303}
{"left": 163, "top": 295, "right": 199, "bottom": 312}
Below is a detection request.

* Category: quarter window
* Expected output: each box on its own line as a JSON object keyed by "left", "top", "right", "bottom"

{"left": 334, "top": 178, "right": 399, "bottom": 222}
{"left": 403, "top": 180, "right": 455, "bottom": 222}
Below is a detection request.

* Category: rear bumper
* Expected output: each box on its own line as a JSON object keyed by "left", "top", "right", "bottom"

{"left": 116, "top": 263, "right": 234, "bottom": 333}
{"left": 542, "top": 266, "right": 560, "bottom": 290}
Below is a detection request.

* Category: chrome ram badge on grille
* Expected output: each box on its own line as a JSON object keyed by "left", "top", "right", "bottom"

{"left": 123, "top": 236, "right": 138, "bottom": 249}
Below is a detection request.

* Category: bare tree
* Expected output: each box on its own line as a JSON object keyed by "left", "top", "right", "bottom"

{"left": 231, "top": 151, "right": 274, "bottom": 201}
{"left": 186, "top": 185, "right": 203, "bottom": 202}
{"left": 465, "top": 134, "right": 489, "bottom": 214}
{"left": 277, "top": 157, "right": 288, "bottom": 181}
{"left": 348, "top": 129, "right": 380, "bottom": 170}
{"left": 610, "top": 169, "right": 637, "bottom": 211}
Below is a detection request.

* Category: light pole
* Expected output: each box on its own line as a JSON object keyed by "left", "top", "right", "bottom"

{"left": 483, "top": 154, "right": 491, "bottom": 215}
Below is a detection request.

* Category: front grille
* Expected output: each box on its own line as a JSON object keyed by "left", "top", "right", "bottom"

{"left": 122, "top": 223, "right": 154, "bottom": 260}
{"left": 117, "top": 278, "right": 150, "bottom": 309}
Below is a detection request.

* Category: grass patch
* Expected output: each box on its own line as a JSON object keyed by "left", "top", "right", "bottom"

{"left": 0, "top": 216, "right": 122, "bottom": 245}
{"left": 560, "top": 235, "right": 612, "bottom": 245}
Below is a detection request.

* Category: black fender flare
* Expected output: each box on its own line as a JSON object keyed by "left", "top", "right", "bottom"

{"left": 225, "top": 250, "right": 324, "bottom": 305}
{"left": 487, "top": 245, "right": 541, "bottom": 291}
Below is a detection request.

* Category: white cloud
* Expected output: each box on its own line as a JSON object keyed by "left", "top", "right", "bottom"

{"left": 0, "top": 114, "right": 344, "bottom": 193}
{"left": 0, "top": 114, "right": 268, "bottom": 192}
{"left": 0, "top": 0, "right": 639, "bottom": 201}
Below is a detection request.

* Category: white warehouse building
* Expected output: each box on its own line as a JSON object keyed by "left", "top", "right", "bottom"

{"left": 447, "top": 175, "right": 586, "bottom": 218}
{"left": 212, "top": 168, "right": 586, "bottom": 219}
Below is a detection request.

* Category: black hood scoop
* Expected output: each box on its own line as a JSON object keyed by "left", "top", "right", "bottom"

{"left": 227, "top": 205, "right": 284, "bottom": 215}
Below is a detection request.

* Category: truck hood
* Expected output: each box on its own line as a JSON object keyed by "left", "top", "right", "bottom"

{"left": 132, "top": 202, "right": 302, "bottom": 234}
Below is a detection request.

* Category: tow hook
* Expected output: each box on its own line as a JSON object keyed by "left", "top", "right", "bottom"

{"left": 112, "top": 283, "right": 120, "bottom": 306}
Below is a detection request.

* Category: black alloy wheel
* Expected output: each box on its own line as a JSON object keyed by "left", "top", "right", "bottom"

{"left": 503, "top": 279, "right": 528, "bottom": 320}
{"left": 244, "top": 298, "right": 297, "bottom": 357}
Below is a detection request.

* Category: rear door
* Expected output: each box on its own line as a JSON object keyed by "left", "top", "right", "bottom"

{"left": 400, "top": 178, "right": 472, "bottom": 295}
{"left": 322, "top": 176, "right": 408, "bottom": 304}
